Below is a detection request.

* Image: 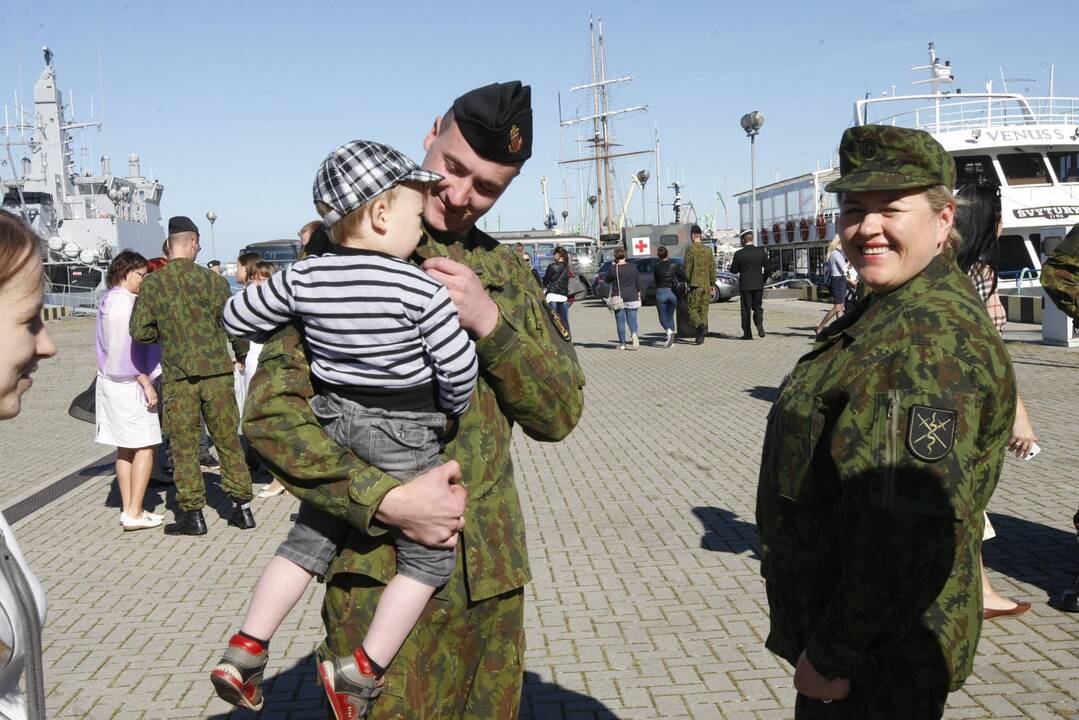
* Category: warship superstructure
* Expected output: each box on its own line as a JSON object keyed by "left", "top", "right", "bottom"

{"left": 2, "top": 48, "right": 165, "bottom": 299}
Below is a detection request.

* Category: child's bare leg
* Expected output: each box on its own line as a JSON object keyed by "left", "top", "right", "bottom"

{"left": 361, "top": 574, "right": 437, "bottom": 668}
{"left": 241, "top": 556, "right": 316, "bottom": 641}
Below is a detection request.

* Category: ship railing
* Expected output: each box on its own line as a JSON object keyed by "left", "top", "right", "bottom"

{"left": 44, "top": 286, "right": 106, "bottom": 314}
{"left": 857, "top": 95, "right": 1079, "bottom": 134}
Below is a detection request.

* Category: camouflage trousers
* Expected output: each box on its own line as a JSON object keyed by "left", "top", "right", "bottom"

{"left": 794, "top": 682, "right": 948, "bottom": 719}
{"left": 687, "top": 287, "right": 711, "bottom": 329}
{"left": 162, "top": 374, "right": 253, "bottom": 511}
{"left": 321, "top": 563, "right": 524, "bottom": 719}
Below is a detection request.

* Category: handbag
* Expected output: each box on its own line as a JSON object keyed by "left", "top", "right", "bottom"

{"left": 605, "top": 265, "right": 625, "bottom": 311}
{"left": 671, "top": 264, "right": 690, "bottom": 298}
{"left": 68, "top": 375, "right": 97, "bottom": 424}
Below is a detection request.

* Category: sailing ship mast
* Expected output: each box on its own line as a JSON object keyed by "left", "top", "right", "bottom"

{"left": 560, "top": 15, "right": 649, "bottom": 236}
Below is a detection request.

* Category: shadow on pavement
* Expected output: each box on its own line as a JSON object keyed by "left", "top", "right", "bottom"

{"left": 520, "top": 670, "right": 621, "bottom": 719}
{"left": 206, "top": 652, "right": 325, "bottom": 719}
{"left": 983, "top": 512, "right": 1077, "bottom": 602}
{"left": 744, "top": 386, "right": 780, "bottom": 403}
{"left": 692, "top": 506, "right": 760, "bottom": 558}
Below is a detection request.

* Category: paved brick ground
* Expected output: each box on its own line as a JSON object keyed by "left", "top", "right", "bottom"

{"left": 6, "top": 299, "right": 1077, "bottom": 719}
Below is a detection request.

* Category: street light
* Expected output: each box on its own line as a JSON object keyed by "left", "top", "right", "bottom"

{"left": 740, "top": 111, "right": 765, "bottom": 242}
{"left": 205, "top": 211, "right": 218, "bottom": 260}
{"left": 635, "top": 169, "right": 650, "bottom": 224}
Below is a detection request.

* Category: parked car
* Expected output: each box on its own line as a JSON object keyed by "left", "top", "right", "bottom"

{"left": 592, "top": 257, "right": 735, "bottom": 305}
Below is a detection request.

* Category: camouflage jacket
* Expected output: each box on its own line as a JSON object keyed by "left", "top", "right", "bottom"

{"left": 243, "top": 224, "right": 586, "bottom": 602}
{"left": 756, "top": 251, "right": 1016, "bottom": 691}
{"left": 129, "top": 258, "right": 248, "bottom": 382}
{"left": 1041, "top": 230, "right": 1079, "bottom": 321}
{"left": 683, "top": 243, "right": 716, "bottom": 288}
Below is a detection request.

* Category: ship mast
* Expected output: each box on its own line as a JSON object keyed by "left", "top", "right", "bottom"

{"left": 560, "top": 15, "right": 649, "bottom": 237}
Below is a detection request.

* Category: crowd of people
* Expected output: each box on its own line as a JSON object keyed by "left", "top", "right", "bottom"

{"left": 2, "top": 82, "right": 1079, "bottom": 720}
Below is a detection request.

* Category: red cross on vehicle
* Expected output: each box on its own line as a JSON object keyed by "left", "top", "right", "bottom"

{"left": 634, "top": 239, "right": 648, "bottom": 253}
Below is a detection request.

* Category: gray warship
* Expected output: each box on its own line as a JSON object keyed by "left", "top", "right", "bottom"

{"left": 2, "top": 47, "right": 165, "bottom": 304}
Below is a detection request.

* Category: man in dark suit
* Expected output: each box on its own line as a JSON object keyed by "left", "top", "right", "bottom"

{"left": 728, "top": 230, "right": 770, "bottom": 339}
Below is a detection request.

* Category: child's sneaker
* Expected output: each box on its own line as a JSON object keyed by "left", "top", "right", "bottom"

{"left": 210, "top": 634, "right": 268, "bottom": 711}
{"left": 316, "top": 645, "right": 384, "bottom": 720}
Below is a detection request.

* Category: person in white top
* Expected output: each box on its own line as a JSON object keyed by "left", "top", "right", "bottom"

{"left": 0, "top": 210, "right": 57, "bottom": 720}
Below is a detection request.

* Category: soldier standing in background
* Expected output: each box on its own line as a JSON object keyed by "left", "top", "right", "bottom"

{"left": 1041, "top": 224, "right": 1079, "bottom": 613}
{"left": 728, "top": 229, "right": 770, "bottom": 339}
{"left": 240, "top": 82, "right": 585, "bottom": 717}
{"left": 130, "top": 216, "right": 255, "bottom": 536}
{"left": 683, "top": 224, "right": 716, "bottom": 345}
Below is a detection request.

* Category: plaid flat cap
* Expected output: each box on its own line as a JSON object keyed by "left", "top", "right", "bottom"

{"left": 313, "top": 140, "right": 443, "bottom": 226}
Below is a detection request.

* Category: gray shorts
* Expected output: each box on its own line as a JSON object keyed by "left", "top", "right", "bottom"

{"left": 274, "top": 392, "right": 455, "bottom": 588}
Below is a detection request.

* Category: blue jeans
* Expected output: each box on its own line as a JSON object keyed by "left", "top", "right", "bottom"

{"left": 614, "top": 307, "right": 639, "bottom": 344}
{"left": 547, "top": 300, "right": 570, "bottom": 333}
{"left": 655, "top": 288, "right": 677, "bottom": 332}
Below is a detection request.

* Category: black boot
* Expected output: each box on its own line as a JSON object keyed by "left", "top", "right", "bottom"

{"left": 742, "top": 330, "right": 753, "bottom": 340}
{"left": 757, "top": 325, "right": 767, "bottom": 338}
{"left": 228, "top": 501, "right": 256, "bottom": 530}
{"left": 166, "top": 509, "right": 207, "bottom": 536}
{"left": 695, "top": 326, "right": 706, "bottom": 345}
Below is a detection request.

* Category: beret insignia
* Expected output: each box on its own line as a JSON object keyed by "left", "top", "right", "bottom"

{"left": 509, "top": 124, "right": 523, "bottom": 154}
{"left": 907, "top": 405, "right": 956, "bottom": 462}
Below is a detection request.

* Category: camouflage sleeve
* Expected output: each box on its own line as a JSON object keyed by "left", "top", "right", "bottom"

{"left": 1041, "top": 251, "right": 1079, "bottom": 321}
{"left": 242, "top": 324, "right": 398, "bottom": 535}
{"left": 474, "top": 251, "right": 585, "bottom": 442}
{"left": 804, "top": 347, "right": 1014, "bottom": 680}
{"left": 128, "top": 283, "right": 159, "bottom": 344}
{"left": 215, "top": 274, "right": 249, "bottom": 362}
{"left": 709, "top": 250, "right": 717, "bottom": 284}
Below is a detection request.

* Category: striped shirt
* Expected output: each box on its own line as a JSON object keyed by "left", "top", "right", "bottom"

{"left": 969, "top": 263, "right": 1007, "bottom": 335}
{"left": 222, "top": 248, "right": 477, "bottom": 415}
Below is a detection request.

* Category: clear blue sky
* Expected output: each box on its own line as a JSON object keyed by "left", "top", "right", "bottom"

{"left": 3, "top": 0, "right": 1076, "bottom": 260}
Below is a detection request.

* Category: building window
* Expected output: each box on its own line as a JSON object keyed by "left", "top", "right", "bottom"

{"left": 954, "top": 155, "right": 998, "bottom": 186}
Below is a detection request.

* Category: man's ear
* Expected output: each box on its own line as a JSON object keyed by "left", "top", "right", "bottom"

{"left": 423, "top": 115, "right": 441, "bottom": 153}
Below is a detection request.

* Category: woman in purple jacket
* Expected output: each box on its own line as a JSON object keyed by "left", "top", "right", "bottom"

{"left": 95, "top": 251, "right": 164, "bottom": 531}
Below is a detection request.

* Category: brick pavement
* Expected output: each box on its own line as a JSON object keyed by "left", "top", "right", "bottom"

{"left": 6, "top": 299, "right": 1077, "bottom": 719}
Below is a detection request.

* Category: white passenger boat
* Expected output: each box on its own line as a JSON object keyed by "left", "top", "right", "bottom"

{"left": 736, "top": 43, "right": 1079, "bottom": 293}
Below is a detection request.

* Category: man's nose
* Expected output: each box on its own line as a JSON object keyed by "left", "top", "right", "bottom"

{"left": 442, "top": 180, "right": 469, "bottom": 209}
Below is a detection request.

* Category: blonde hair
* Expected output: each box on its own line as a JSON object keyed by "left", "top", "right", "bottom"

{"left": 924, "top": 184, "right": 962, "bottom": 251}
{"left": 318, "top": 185, "right": 406, "bottom": 244}
{"left": 251, "top": 261, "right": 278, "bottom": 281}
{"left": 826, "top": 236, "right": 842, "bottom": 254}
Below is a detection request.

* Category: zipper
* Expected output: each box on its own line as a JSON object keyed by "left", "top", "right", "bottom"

{"left": 0, "top": 529, "right": 46, "bottom": 720}
{"left": 883, "top": 390, "right": 899, "bottom": 507}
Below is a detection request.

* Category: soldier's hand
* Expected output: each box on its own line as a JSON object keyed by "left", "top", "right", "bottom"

{"left": 375, "top": 460, "right": 467, "bottom": 548}
{"left": 422, "top": 257, "right": 499, "bottom": 339}
{"left": 793, "top": 651, "right": 850, "bottom": 703}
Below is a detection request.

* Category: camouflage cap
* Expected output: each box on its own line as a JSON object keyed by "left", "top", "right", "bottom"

{"left": 824, "top": 125, "right": 955, "bottom": 194}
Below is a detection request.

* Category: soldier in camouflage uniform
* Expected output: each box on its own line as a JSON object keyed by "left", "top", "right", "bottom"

{"left": 1040, "top": 224, "right": 1079, "bottom": 613}
{"left": 130, "top": 216, "right": 255, "bottom": 536}
{"left": 756, "top": 126, "right": 1017, "bottom": 718}
{"left": 242, "top": 83, "right": 585, "bottom": 718}
{"left": 682, "top": 224, "right": 716, "bottom": 344}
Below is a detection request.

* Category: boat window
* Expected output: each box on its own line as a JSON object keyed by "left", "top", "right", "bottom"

{"left": 1047, "top": 151, "right": 1079, "bottom": 183}
{"left": 996, "top": 234, "right": 1035, "bottom": 273}
{"left": 659, "top": 234, "right": 679, "bottom": 246}
{"left": 998, "top": 153, "right": 1051, "bottom": 186}
{"left": 954, "top": 155, "right": 998, "bottom": 186}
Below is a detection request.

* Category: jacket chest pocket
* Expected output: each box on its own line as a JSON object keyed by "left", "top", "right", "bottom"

{"left": 762, "top": 388, "right": 828, "bottom": 505}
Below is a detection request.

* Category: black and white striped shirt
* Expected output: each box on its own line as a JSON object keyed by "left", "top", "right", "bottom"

{"left": 222, "top": 249, "right": 477, "bottom": 415}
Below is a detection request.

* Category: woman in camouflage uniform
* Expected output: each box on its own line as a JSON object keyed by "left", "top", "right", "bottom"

{"left": 756, "top": 126, "right": 1017, "bottom": 718}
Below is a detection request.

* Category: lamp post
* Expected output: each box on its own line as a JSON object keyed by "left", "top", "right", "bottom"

{"left": 635, "top": 169, "right": 650, "bottom": 224}
{"left": 205, "top": 211, "right": 218, "bottom": 260}
{"left": 740, "top": 111, "right": 765, "bottom": 242}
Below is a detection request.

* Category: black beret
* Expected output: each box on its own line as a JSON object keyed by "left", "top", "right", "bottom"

{"left": 690, "top": 224, "right": 703, "bottom": 235}
{"left": 452, "top": 81, "right": 532, "bottom": 164}
{"left": 168, "top": 215, "right": 199, "bottom": 235}
{"left": 207, "top": 259, "right": 221, "bottom": 268}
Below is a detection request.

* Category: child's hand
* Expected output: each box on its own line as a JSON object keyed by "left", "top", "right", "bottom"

{"left": 376, "top": 460, "right": 467, "bottom": 548}
{"left": 422, "top": 258, "right": 499, "bottom": 338}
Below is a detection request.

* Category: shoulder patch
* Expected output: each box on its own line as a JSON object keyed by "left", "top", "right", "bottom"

{"left": 906, "top": 404, "right": 957, "bottom": 462}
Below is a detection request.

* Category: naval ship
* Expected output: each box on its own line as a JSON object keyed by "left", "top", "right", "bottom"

{"left": 735, "top": 43, "right": 1079, "bottom": 293}
{"left": 2, "top": 48, "right": 165, "bottom": 305}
